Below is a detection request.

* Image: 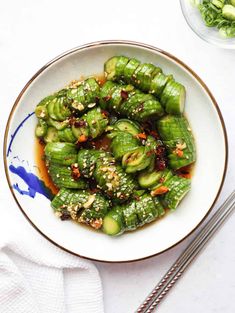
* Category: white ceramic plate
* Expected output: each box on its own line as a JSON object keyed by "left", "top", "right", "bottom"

{"left": 4, "top": 41, "right": 227, "bottom": 262}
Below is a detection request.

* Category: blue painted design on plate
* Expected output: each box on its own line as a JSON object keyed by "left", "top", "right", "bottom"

{"left": 9, "top": 165, "right": 53, "bottom": 200}
{"left": 7, "top": 112, "right": 35, "bottom": 157}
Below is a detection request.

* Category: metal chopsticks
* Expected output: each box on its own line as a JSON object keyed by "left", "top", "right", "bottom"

{"left": 136, "top": 190, "right": 235, "bottom": 313}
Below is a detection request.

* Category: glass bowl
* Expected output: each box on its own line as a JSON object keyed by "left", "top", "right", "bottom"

{"left": 180, "top": 0, "right": 235, "bottom": 49}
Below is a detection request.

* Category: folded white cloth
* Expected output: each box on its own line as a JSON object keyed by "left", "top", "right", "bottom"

{"left": 0, "top": 227, "right": 104, "bottom": 313}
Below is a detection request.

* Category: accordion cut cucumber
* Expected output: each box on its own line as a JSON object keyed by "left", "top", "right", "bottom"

{"left": 156, "top": 115, "right": 196, "bottom": 170}
{"left": 44, "top": 142, "right": 78, "bottom": 166}
{"left": 162, "top": 175, "right": 191, "bottom": 210}
{"left": 161, "top": 80, "right": 185, "bottom": 115}
{"left": 51, "top": 188, "right": 109, "bottom": 229}
{"left": 100, "top": 81, "right": 164, "bottom": 122}
{"left": 77, "top": 149, "right": 137, "bottom": 201}
{"left": 112, "top": 119, "right": 141, "bottom": 136}
{"left": 104, "top": 56, "right": 186, "bottom": 115}
{"left": 48, "top": 163, "right": 88, "bottom": 189}
{"left": 102, "top": 193, "right": 162, "bottom": 236}
{"left": 110, "top": 131, "right": 140, "bottom": 159}
{"left": 67, "top": 78, "right": 100, "bottom": 114}
{"left": 35, "top": 119, "right": 48, "bottom": 138}
{"left": 71, "top": 107, "right": 109, "bottom": 140}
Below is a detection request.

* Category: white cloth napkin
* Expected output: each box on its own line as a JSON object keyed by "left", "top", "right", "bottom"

{"left": 0, "top": 226, "right": 104, "bottom": 313}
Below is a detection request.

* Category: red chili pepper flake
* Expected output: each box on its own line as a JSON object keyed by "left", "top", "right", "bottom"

{"left": 39, "top": 138, "right": 45, "bottom": 145}
{"left": 146, "top": 149, "right": 155, "bottom": 157}
{"left": 150, "top": 130, "right": 159, "bottom": 139}
{"left": 71, "top": 164, "right": 81, "bottom": 180}
{"left": 155, "top": 146, "right": 165, "bottom": 156}
{"left": 101, "top": 110, "right": 109, "bottom": 118}
{"left": 121, "top": 90, "right": 128, "bottom": 100}
{"left": 60, "top": 209, "right": 71, "bottom": 221}
{"left": 159, "top": 177, "right": 165, "bottom": 183}
{"left": 90, "top": 188, "right": 99, "bottom": 194}
{"left": 156, "top": 159, "right": 167, "bottom": 171}
{"left": 74, "top": 119, "right": 87, "bottom": 128}
{"left": 103, "top": 95, "right": 111, "bottom": 101}
{"left": 68, "top": 116, "right": 76, "bottom": 126}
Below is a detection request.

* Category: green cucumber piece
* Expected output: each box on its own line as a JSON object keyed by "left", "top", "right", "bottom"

{"left": 115, "top": 56, "right": 130, "bottom": 79}
{"left": 156, "top": 115, "right": 196, "bottom": 170}
{"left": 85, "top": 107, "right": 109, "bottom": 139}
{"left": 102, "top": 208, "right": 125, "bottom": 236}
{"left": 44, "top": 127, "right": 59, "bottom": 143}
{"left": 47, "top": 99, "right": 57, "bottom": 120}
{"left": 71, "top": 123, "right": 89, "bottom": 139}
{"left": 77, "top": 149, "right": 104, "bottom": 178}
{"left": 211, "top": 0, "right": 224, "bottom": 9}
{"left": 44, "top": 142, "right": 77, "bottom": 165}
{"left": 161, "top": 80, "right": 185, "bottom": 115}
{"left": 104, "top": 56, "right": 119, "bottom": 80}
{"left": 99, "top": 81, "right": 116, "bottom": 109}
{"left": 133, "top": 63, "right": 157, "bottom": 91}
{"left": 48, "top": 163, "right": 88, "bottom": 189}
{"left": 163, "top": 175, "right": 191, "bottom": 210}
{"left": 142, "top": 64, "right": 162, "bottom": 91}
{"left": 51, "top": 188, "right": 88, "bottom": 212}
{"left": 35, "top": 119, "right": 48, "bottom": 137}
{"left": 231, "top": 0, "right": 235, "bottom": 7}
{"left": 79, "top": 193, "right": 110, "bottom": 228}
{"left": 138, "top": 171, "right": 162, "bottom": 188}
{"left": 48, "top": 118, "right": 69, "bottom": 130}
{"left": 113, "top": 119, "right": 141, "bottom": 135}
{"left": 83, "top": 78, "right": 100, "bottom": 104}
{"left": 67, "top": 78, "right": 100, "bottom": 114}
{"left": 58, "top": 128, "right": 77, "bottom": 143}
{"left": 150, "top": 169, "right": 174, "bottom": 190}
{"left": 123, "top": 58, "right": 141, "bottom": 83}
{"left": 122, "top": 146, "right": 151, "bottom": 173}
{"left": 35, "top": 105, "right": 48, "bottom": 120}
{"left": 135, "top": 194, "right": 158, "bottom": 225}
{"left": 150, "top": 73, "right": 173, "bottom": 97}
{"left": 110, "top": 132, "right": 140, "bottom": 159}
{"left": 77, "top": 149, "right": 137, "bottom": 201}
{"left": 122, "top": 202, "right": 139, "bottom": 230}
{"left": 222, "top": 4, "right": 235, "bottom": 20}
{"left": 152, "top": 197, "right": 165, "bottom": 217}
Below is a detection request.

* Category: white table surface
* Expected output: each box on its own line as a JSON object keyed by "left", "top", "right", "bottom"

{"left": 1, "top": 1, "right": 235, "bottom": 312}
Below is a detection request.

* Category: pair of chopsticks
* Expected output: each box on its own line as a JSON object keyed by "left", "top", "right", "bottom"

{"left": 136, "top": 190, "right": 235, "bottom": 313}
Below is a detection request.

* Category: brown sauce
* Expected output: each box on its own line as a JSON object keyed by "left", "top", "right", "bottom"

{"left": 35, "top": 138, "right": 58, "bottom": 195}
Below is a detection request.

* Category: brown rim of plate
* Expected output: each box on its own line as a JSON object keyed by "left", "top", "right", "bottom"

{"left": 3, "top": 40, "right": 228, "bottom": 263}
